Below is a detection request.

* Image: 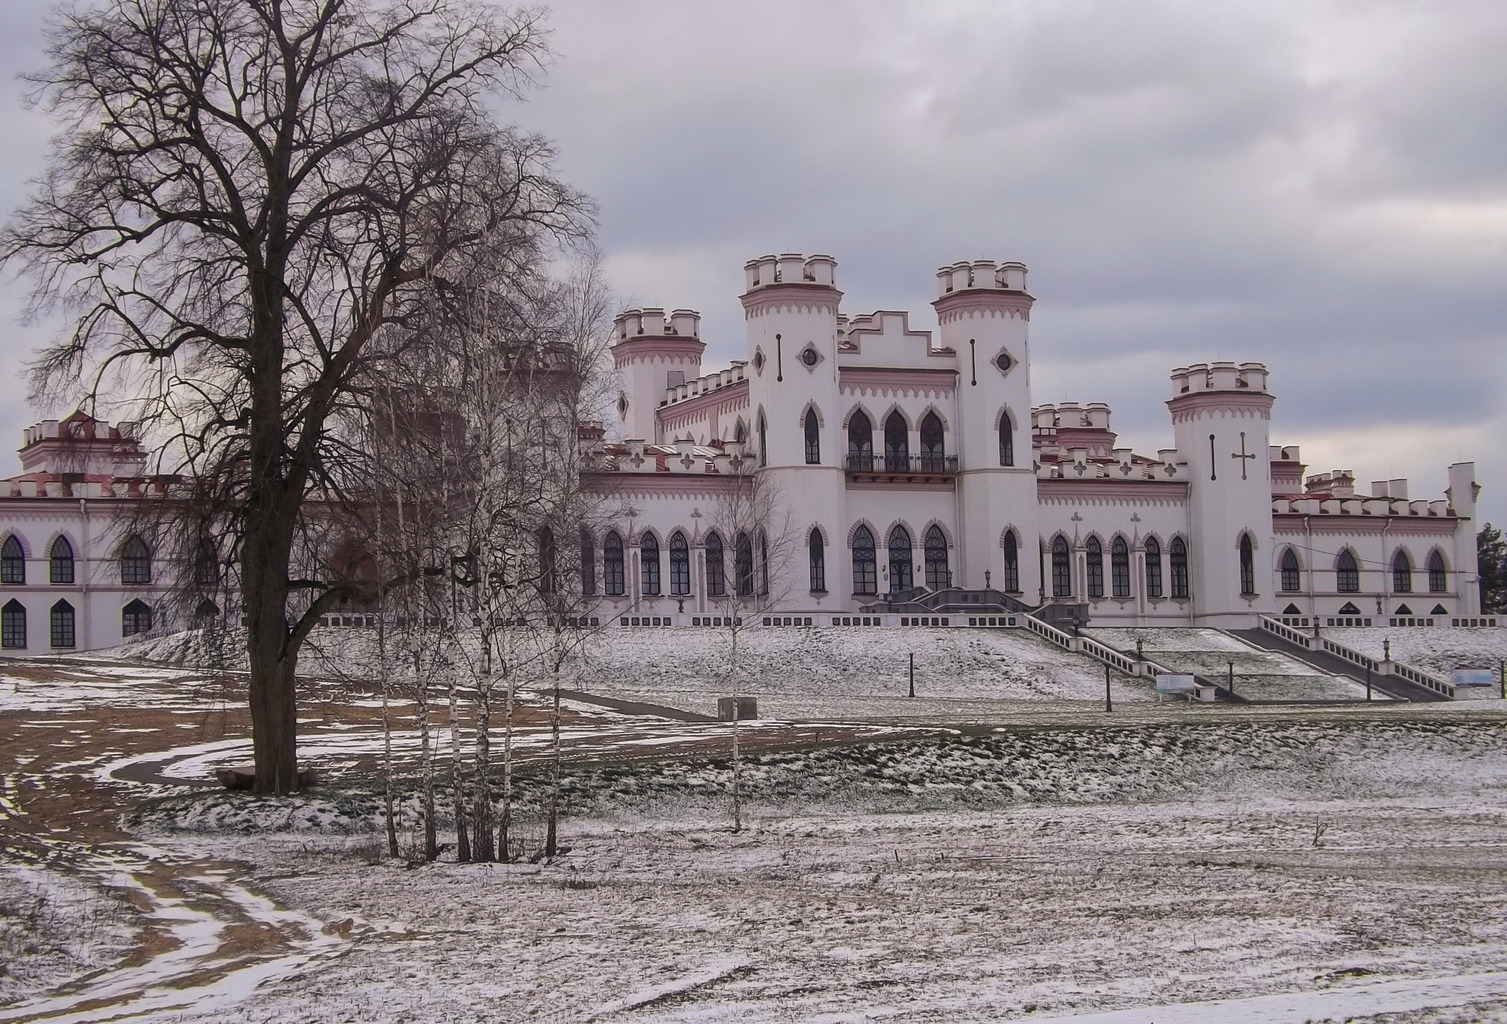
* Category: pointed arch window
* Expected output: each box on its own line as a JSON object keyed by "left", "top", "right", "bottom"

{"left": 1280, "top": 548, "right": 1300, "bottom": 592}
{"left": 999, "top": 413, "right": 1015, "bottom": 467}
{"left": 50, "top": 599, "right": 75, "bottom": 649}
{"left": 1239, "top": 534, "right": 1256, "bottom": 595}
{"left": 1, "top": 536, "right": 23, "bottom": 585}
{"left": 50, "top": 537, "right": 74, "bottom": 585}
{"left": 1, "top": 599, "right": 24, "bottom": 649}
{"left": 1086, "top": 537, "right": 1104, "bottom": 598}
{"left": 1111, "top": 537, "right": 1130, "bottom": 597}
{"left": 1052, "top": 537, "right": 1072, "bottom": 597}
{"left": 852, "top": 526, "right": 877, "bottom": 595}
{"left": 1428, "top": 551, "right": 1448, "bottom": 593}
{"left": 669, "top": 532, "right": 691, "bottom": 595}
{"left": 1002, "top": 532, "right": 1020, "bottom": 593}
{"left": 924, "top": 526, "right": 949, "bottom": 589}
{"left": 603, "top": 533, "right": 625, "bottom": 596}
{"left": 847, "top": 411, "right": 873, "bottom": 471}
{"left": 537, "top": 527, "right": 557, "bottom": 595}
{"left": 706, "top": 532, "right": 726, "bottom": 596}
{"left": 888, "top": 526, "right": 913, "bottom": 592}
{"left": 1392, "top": 550, "right": 1413, "bottom": 593}
{"left": 757, "top": 411, "right": 768, "bottom": 467}
{"left": 1170, "top": 537, "right": 1189, "bottom": 598}
{"left": 884, "top": 413, "right": 909, "bottom": 472}
{"left": 804, "top": 409, "right": 820, "bottom": 464}
{"left": 809, "top": 529, "right": 826, "bottom": 592}
{"left": 734, "top": 419, "right": 748, "bottom": 445}
{"left": 120, "top": 535, "right": 152, "bottom": 585}
{"left": 1145, "top": 537, "right": 1163, "bottom": 598}
{"left": 194, "top": 538, "right": 218, "bottom": 588}
{"left": 735, "top": 532, "right": 754, "bottom": 598}
{"left": 579, "top": 529, "right": 596, "bottom": 596}
{"left": 919, "top": 413, "right": 945, "bottom": 472}
{"left": 1336, "top": 549, "right": 1360, "bottom": 593}
{"left": 758, "top": 529, "right": 770, "bottom": 596}
{"left": 640, "top": 534, "right": 661, "bottom": 595}
{"left": 122, "top": 599, "right": 153, "bottom": 637}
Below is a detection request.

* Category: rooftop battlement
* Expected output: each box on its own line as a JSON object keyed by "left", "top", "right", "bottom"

{"left": 1170, "top": 361, "right": 1270, "bottom": 395}
{"left": 613, "top": 307, "right": 702, "bottom": 341}
{"left": 934, "top": 259, "right": 1028, "bottom": 297}
{"left": 742, "top": 253, "right": 837, "bottom": 293}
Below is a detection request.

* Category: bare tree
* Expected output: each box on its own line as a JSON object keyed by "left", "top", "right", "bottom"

{"left": 2, "top": 0, "right": 592, "bottom": 794}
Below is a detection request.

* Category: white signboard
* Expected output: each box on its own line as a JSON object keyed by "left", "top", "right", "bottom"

{"left": 1452, "top": 667, "right": 1499, "bottom": 700}
{"left": 1156, "top": 674, "right": 1198, "bottom": 694}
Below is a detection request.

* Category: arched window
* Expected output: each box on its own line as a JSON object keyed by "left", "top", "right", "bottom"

{"left": 603, "top": 533, "right": 625, "bottom": 596}
{"left": 1, "top": 536, "right": 23, "bottom": 585}
{"left": 1428, "top": 551, "right": 1448, "bottom": 593}
{"left": 1170, "top": 537, "right": 1189, "bottom": 598}
{"left": 809, "top": 530, "right": 826, "bottom": 592}
{"left": 122, "top": 598, "right": 153, "bottom": 637}
{"left": 757, "top": 411, "right": 768, "bottom": 467}
{"left": 706, "top": 532, "right": 726, "bottom": 596}
{"left": 888, "top": 525, "right": 913, "bottom": 592}
{"left": 1051, "top": 537, "right": 1071, "bottom": 597}
{"left": 120, "top": 535, "right": 152, "bottom": 585}
{"left": 758, "top": 529, "right": 770, "bottom": 596}
{"left": 1239, "top": 534, "right": 1256, "bottom": 595}
{"left": 1280, "top": 548, "right": 1300, "bottom": 592}
{"left": 999, "top": 413, "right": 1014, "bottom": 467}
{"left": 194, "top": 538, "right": 218, "bottom": 588}
{"left": 847, "top": 411, "right": 873, "bottom": 470}
{"left": 537, "top": 527, "right": 557, "bottom": 594}
{"left": 735, "top": 532, "right": 754, "bottom": 597}
{"left": 50, "top": 537, "right": 74, "bottom": 585}
{"left": 579, "top": 529, "right": 596, "bottom": 596}
{"left": 852, "top": 526, "right": 876, "bottom": 594}
{"left": 1002, "top": 531, "right": 1020, "bottom": 593}
{"left": 804, "top": 409, "right": 820, "bottom": 465}
{"left": 1336, "top": 549, "right": 1359, "bottom": 593}
{"left": 924, "top": 525, "right": 949, "bottom": 589}
{"left": 50, "top": 599, "right": 75, "bottom": 649}
{"left": 669, "top": 532, "right": 690, "bottom": 595}
{"left": 1111, "top": 537, "right": 1130, "bottom": 597}
{"left": 1145, "top": 537, "right": 1163, "bottom": 598}
{"left": 1392, "top": 550, "right": 1413, "bottom": 594}
{"left": 1086, "top": 537, "right": 1104, "bottom": 598}
{"left": 734, "top": 419, "right": 747, "bottom": 445}
{"left": 640, "top": 533, "right": 661, "bottom": 595}
{"left": 919, "top": 412, "right": 945, "bottom": 471}
{"left": 884, "top": 412, "right": 909, "bottom": 472}
{"left": 1, "top": 599, "right": 24, "bottom": 649}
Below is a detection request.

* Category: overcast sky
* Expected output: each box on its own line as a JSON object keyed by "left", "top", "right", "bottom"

{"left": 1, "top": 0, "right": 1503, "bottom": 525}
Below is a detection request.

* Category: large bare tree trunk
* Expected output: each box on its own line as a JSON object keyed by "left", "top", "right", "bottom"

{"left": 245, "top": 548, "right": 299, "bottom": 793}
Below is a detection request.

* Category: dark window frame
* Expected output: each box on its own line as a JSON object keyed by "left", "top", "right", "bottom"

{"left": 852, "top": 526, "right": 877, "bottom": 595}
{"left": 804, "top": 409, "right": 820, "bottom": 465}
{"left": 1, "top": 536, "right": 24, "bottom": 585}
{"left": 640, "top": 534, "right": 661, "bottom": 596}
{"left": 1111, "top": 537, "right": 1130, "bottom": 598}
{"left": 1051, "top": 537, "right": 1072, "bottom": 598}
{"left": 1336, "top": 549, "right": 1360, "bottom": 593}
{"left": 924, "top": 525, "right": 949, "bottom": 590}
{"left": 1170, "top": 537, "right": 1189, "bottom": 598}
{"left": 1145, "top": 537, "right": 1163, "bottom": 598}
{"left": 50, "top": 599, "right": 75, "bottom": 649}
{"left": 706, "top": 532, "right": 726, "bottom": 596}
{"left": 1, "top": 599, "right": 24, "bottom": 649}
{"left": 888, "top": 525, "right": 913, "bottom": 592}
{"left": 669, "top": 531, "right": 690, "bottom": 596}
{"left": 603, "top": 533, "right": 625, "bottom": 596}
{"left": 809, "top": 530, "right": 826, "bottom": 593}
{"left": 120, "top": 535, "right": 152, "bottom": 585}
{"left": 1085, "top": 537, "right": 1104, "bottom": 598}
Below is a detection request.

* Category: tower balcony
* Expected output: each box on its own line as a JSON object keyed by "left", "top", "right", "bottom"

{"left": 845, "top": 453, "right": 958, "bottom": 483}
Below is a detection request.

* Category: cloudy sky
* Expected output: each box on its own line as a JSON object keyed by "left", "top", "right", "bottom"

{"left": 1, "top": 0, "right": 1503, "bottom": 525}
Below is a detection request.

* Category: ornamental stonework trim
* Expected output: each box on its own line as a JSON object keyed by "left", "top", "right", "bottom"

{"left": 932, "top": 291, "right": 1035, "bottom": 324}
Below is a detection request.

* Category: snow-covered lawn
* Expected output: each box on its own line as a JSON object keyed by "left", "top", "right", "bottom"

{"left": 1331, "top": 626, "right": 1507, "bottom": 684}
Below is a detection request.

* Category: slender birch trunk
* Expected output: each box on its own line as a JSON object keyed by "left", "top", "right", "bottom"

{"left": 448, "top": 654, "right": 471, "bottom": 862}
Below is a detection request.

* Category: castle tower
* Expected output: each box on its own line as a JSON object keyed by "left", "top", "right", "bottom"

{"left": 1168, "top": 361, "right": 1275, "bottom": 626}
{"left": 933, "top": 260, "right": 1040, "bottom": 596}
{"left": 610, "top": 307, "right": 705, "bottom": 443}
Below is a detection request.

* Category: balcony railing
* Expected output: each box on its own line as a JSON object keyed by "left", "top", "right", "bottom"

{"left": 845, "top": 453, "right": 958, "bottom": 475}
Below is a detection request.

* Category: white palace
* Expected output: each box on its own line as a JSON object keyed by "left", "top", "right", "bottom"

{"left": 0, "top": 252, "right": 1485, "bottom": 654}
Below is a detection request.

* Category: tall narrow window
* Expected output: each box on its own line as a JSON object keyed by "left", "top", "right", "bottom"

{"left": 804, "top": 409, "right": 820, "bottom": 465}
{"left": 919, "top": 413, "right": 945, "bottom": 471}
{"left": 122, "top": 599, "right": 153, "bottom": 637}
{"left": 640, "top": 534, "right": 661, "bottom": 595}
{"left": 734, "top": 419, "right": 747, "bottom": 445}
{"left": 1239, "top": 534, "right": 1256, "bottom": 595}
{"left": 1145, "top": 537, "right": 1163, "bottom": 598}
{"left": 706, "top": 532, "right": 726, "bottom": 596}
{"left": 537, "top": 527, "right": 557, "bottom": 594}
{"left": 120, "top": 535, "right": 151, "bottom": 584}
{"left": 1, "top": 599, "right": 24, "bottom": 649}
{"left": 194, "top": 539, "right": 218, "bottom": 587}
{"left": 1170, "top": 537, "right": 1189, "bottom": 598}
{"left": 884, "top": 412, "right": 909, "bottom": 472}
{"left": 1428, "top": 551, "right": 1447, "bottom": 593}
{"left": 924, "top": 525, "right": 949, "bottom": 589}
{"left": 999, "top": 413, "right": 1015, "bottom": 467}
{"left": 1280, "top": 549, "right": 1300, "bottom": 592}
{"left": 50, "top": 537, "right": 74, "bottom": 585}
{"left": 1051, "top": 537, "right": 1071, "bottom": 598}
{"left": 852, "top": 526, "right": 876, "bottom": 594}
{"left": 604, "top": 533, "right": 624, "bottom": 596}
{"left": 809, "top": 530, "right": 826, "bottom": 592}
{"left": 1, "top": 536, "right": 23, "bottom": 585}
{"left": 888, "top": 526, "right": 913, "bottom": 592}
{"left": 1002, "top": 532, "right": 1020, "bottom": 593}
{"left": 579, "top": 529, "right": 596, "bottom": 596}
{"left": 1086, "top": 537, "right": 1104, "bottom": 598}
{"left": 847, "top": 411, "right": 873, "bottom": 471}
{"left": 735, "top": 532, "right": 754, "bottom": 597}
{"left": 757, "top": 412, "right": 768, "bottom": 467}
{"left": 669, "top": 532, "right": 690, "bottom": 596}
{"left": 50, "top": 599, "right": 75, "bottom": 649}
{"left": 1336, "top": 549, "right": 1359, "bottom": 593}
{"left": 758, "top": 530, "right": 770, "bottom": 596}
{"left": 1392, "top": 550, "right": 1412, "bottom": 593}
{"left": 1111, "top": 537, "right": 1130, "bottom": 597}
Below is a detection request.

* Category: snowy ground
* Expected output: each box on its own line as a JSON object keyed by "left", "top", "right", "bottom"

{"left": 1330, "top": 627, "right": 1507, "bottom": 687}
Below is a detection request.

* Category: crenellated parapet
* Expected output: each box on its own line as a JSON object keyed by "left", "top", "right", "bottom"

{"left": 931, "top": 259, "right": 1033, "bottom": 324}
{"left": 1166, "top": 361, "right": 1274, "bottom": 424}
{"left": 739, "top": 253, "right": 842, "bottom": 318}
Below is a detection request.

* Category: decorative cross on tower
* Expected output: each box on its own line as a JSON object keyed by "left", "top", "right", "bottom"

{"left": 1231, "top": 431, "right": 1256, "bottom": 480}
